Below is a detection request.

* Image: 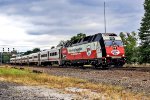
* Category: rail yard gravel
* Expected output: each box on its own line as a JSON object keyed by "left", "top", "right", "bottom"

{"left": 20, "top": 66, "right": 150, "bottom": 95}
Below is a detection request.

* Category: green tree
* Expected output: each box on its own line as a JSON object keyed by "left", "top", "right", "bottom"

{"left": 51, "top": 46, "right": 55, "bottom": 49}
{"left": 71, "top": 33, "right": 86, "bottom": 42}
{"left": 32, "top": 48, "right": 40, "bottom": 53}
{"left": 23, "top": 50, "right": 32, "bottom": 55}
{"left": 23, "top": 48, "right": 40, "bottom": 55}
{"left": 57, "top": 40, "right": 66, "bottom": 47}
{"left": 0, "top": 52, "right": 11, "bottom": 63}
{"left": 139, "top": 0, "right": 150, "bottom": 63}
{"left": 120, "top": 32, "right": 138, "bottom": 63}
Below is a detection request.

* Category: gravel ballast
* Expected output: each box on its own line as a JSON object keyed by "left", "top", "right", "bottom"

{"left": 0, "top": 81, "right": 77, "bottom": 100}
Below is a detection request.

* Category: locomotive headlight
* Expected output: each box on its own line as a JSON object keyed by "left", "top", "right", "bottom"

{"left": 122, "top": 54, "right": 125, "bottom": 57}
{"left": 107, "top": 55, "right": 110, "bottom": 57}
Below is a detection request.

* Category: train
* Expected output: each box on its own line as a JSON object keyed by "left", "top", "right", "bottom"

{"left": 10, "top": 33, "right": 126, "bottom": 68}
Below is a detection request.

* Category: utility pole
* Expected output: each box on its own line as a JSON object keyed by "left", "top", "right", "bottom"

{"left": 104, "top": 2, "right": 107, "bottom": 34}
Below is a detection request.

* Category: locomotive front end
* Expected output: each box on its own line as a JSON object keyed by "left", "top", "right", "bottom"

{"left": 102, "top": 33, "right": 126, "bottom": 67}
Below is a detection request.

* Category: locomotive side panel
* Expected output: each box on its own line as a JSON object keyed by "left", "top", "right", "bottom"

{"left": 65, "top": 41, "right": 101, "bottom": 60}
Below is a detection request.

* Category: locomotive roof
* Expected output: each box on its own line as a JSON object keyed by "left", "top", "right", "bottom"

{"left": 64, "top": 33, "right": 118, "bottom": 47}
{"left": 101, "top": 33, "right": 117, "bottom": 36}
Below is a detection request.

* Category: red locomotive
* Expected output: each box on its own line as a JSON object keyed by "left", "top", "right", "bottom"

{"left": 61, "top": 33, "right": 125, "bottom": 68}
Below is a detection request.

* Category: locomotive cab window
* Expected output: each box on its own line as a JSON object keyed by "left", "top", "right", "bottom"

{"left": 113, "top": 40, "right": 123, "bottom": 46}
{"left": 104, "top": 40, "right": 123, "bottom": 46}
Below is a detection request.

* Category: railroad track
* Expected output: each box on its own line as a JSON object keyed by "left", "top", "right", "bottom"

{"left": 8, "top": 64, "right": 150, "bottom": 72}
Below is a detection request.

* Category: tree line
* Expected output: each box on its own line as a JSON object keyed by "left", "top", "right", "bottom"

{"left": 125, "top": 0, "right": 150, "bottom": 64}
{"left": 23, "top": 48, "right": 41, "bottom": 55}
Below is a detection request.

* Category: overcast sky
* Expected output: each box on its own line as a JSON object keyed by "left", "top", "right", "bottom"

{"left": 0, "top": 0, "right": 144, "bottom": 52}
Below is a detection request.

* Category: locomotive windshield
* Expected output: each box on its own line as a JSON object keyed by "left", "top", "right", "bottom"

{"left": 104, "top": 40, "right": 123, "bottom": 46}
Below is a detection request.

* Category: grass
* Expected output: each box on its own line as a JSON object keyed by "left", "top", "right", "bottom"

{"left": 0, "top": 66, "right": 149, "bottom": 100}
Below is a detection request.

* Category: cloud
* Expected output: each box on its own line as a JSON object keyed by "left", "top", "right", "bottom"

{"left": 0, "top": 0, "right": 144, "bottom": 51}
{"left": 0, "top": 14, "right": 70, "bottom": 51}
